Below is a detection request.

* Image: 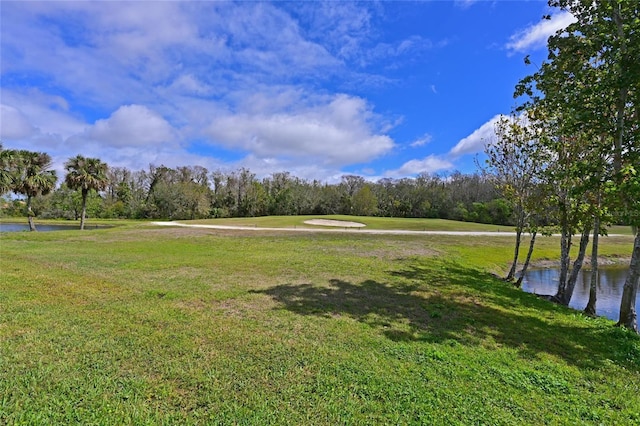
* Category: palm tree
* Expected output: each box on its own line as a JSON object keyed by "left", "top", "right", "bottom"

{"left": 0, "top": 144, "right": 19, "bottom": 195}
{"left": 12, "top": 150, "right": 58, "bottom": 231}
{"left": 64, "top": 155, "right": 109, "bottom": 230}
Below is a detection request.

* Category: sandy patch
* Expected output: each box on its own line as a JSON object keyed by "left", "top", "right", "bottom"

{"left": 303, "top": 219, "right": 366, "bottom": 228}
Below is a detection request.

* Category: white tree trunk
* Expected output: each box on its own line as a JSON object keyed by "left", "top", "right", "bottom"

{"left": 617, "top": 230, "right": 640, "bottom": 333}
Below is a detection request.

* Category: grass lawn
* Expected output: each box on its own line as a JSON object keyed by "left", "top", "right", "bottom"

{"left": 183, "top": 215, "right": 514, "bottom": 231}
{"left": 182, "top": 215, "right": 635, "bottom": 235}
{"left": 1, "top": 219, "right": 638, "bottom": 424}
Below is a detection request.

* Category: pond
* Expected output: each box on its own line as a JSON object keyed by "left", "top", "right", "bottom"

{"left": 0, "top": 222, "right": 101, "bottom": 232}
{"left": 522, "top": 265, "right": 638, "bottom": 321}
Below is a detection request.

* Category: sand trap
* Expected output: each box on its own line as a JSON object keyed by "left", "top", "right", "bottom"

{"left": 304, "top": 219, "right": 366, "bottom": 228}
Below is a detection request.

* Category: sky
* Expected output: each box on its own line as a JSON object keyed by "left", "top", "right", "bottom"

{"left": 0, "top": 0, "right": 575, "bottom": 183}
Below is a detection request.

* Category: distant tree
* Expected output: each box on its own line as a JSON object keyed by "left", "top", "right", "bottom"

{"left": 484, "top": 113, "right": 541, "bottom": 282}
{"left": 0, "top": 194, "right": 25, "bottom": 217}
{"left": 40, "top": 184, "right": 82, "bottom": 219}
{"left": 318, "top": 184, "right": 342, "bottom": 215}
{"left": 352, "top": 184, "right": 378, "bottom": 216}
{"left": 291, "top": 178, "right": 322, "bottom": 215}
{"left": 12, "top": 150, "right": 58, "bottom": 231}
{"left": 103, "top": 166, "right": 134, "bottom": 217}
{"left": 65, "top": 155, "right": 109, "bottom": 230}
{"left": 176, "top": 166, "right": 211, "bottom": 219}
{"left": 235, "top": 168, "right": 259, "bottom": 217}
{"left": 243, "top": 180, "right": 268, "bottom": 217}
{"left": 486, "top": 198, "right": 512, "bottom": 225}
{"left": 141, "top": 165, "right": 211, "bottom": 219}
{"left": 265, "top": 172, "right": 295, "bottom": 215}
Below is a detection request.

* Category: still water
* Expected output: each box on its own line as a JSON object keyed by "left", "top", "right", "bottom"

{"left": 0, "top": 222, "right": 82, "bottom": 232}
{"left": 522, "top": 266, "right": 637, "bottom": 321}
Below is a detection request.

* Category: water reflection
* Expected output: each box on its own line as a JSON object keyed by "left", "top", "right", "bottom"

{"left": 1, "top": 223, "right": 81, "bottom": 232}
{"left": 522, "top": 266, "right": 637, "bottom": 321}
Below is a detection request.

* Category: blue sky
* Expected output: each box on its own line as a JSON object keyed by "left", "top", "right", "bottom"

{"left": 0, "top": 1, "right": 575, "bottom": 182}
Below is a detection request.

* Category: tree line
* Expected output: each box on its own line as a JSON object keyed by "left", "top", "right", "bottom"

{"left": 1, "top": 149, "right": 515, "bottom": 226}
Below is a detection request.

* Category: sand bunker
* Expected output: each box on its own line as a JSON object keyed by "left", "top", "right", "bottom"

{"left": 303, "top": 219, "right": 366, "bottom": 228}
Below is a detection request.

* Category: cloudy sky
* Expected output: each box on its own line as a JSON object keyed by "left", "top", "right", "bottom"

{"left": 0, "top": 1, "right": 573, "bottom": 182}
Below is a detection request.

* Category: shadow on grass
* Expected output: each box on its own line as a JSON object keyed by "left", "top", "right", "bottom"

{"left": 253, "top": 260, "right": 640, "bottom": 371}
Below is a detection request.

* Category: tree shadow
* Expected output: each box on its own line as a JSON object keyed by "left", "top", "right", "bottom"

{"left": 253, "top": 279, "right": 432, "bottom": 334}
{"left": 252, "top": 260, "right": 640, "bottom": 371}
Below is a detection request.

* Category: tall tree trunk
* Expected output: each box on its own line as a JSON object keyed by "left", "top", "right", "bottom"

{"left": 556, "top": 225, "right": 590, "bottom": 306}
{"left": 80, "top": 189, "right": 87, "bottom": 230}
{"left": 515, "top": 231, "right": 537, "bottom": 288}
{"left": 612, "top": 5, "right": 627, "bottom": 174}
{"left": 506, "top": 206, "right": 527, "bottom": 282}
{"left": 26, "top": 195, "right": 37, "bottom": 231}
{"left": 555, "top": 226, "right": 572, "bottom": 302}
{"left": 617, "top": 229, "right": 640, "bottom": 333}
{"left": 584, "top": 217, "right": 600, "bottom": 316}
{"left": 506, "top": 228, "right": 522, "bottom": 281}
{"left": 613, "top": 90, "right": 628, "bottom": 173}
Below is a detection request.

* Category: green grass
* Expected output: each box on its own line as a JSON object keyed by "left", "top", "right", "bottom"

{"left": 184, "top": 215, "right": 636, "bottom": 234}
{"left": 184, "top": 215, "right": 517, "bottom": 231}
{"left": 3, "top": 214, "right": 634, "bottom": 234}
{"left": 607, "top": 224, "right": 636, "bottom": 235}
{"left": 1, "top": 221, "right": 638, "bottom": 424}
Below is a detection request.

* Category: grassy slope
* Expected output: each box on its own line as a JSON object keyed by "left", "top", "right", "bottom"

{"left": 2, "top": 215, "right": 634, "bottom": 234}
{"left": 185, "top": 215, "right": 514, "bottom": 231}
{"left": 1, "top": 221, "right": 638, "bottom": 424}
{"left": 184, "top": 215, "right": 634, "bottom": 235}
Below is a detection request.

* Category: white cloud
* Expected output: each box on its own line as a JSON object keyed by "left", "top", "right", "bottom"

{"left": 364, "top": 36, "right": 434, "bottom": 67}
{"left": 206, "top": 94, "right": 395, "bottom": 166}
{"left": 0, "top": 1, "right": 355, "bottom": 115}
{"left": 0, "top": 104, "right": 36, "bottom": 140}
{"left": 0, "top": 3, "right": 162, "bottom": 108}
{"left": 410, "top": 133, "right": 433, "bottom": 148}
{"left": 0, "top": 90, "right": 182, "bottom": 174}
{"left": 385, "top": 155, "right": 454, "bottom": 177}
{"left": 449, "top": 114, "right": 502, "bottom": 157}
{"left": 165, "top": 74, "right": 215, "bottom": 97}
{"left": 234, "top": 154, "right": 347, "bottom": 183}
{"left": 225, "top": 3, "right": 340, "bottom": 75}
{"left": 76, "top": 144, "right": 224, "bottom": 176}
{"left": 454, "top": 0, "right": 479, "bottom": 10}
{"left": 83, "top": 105, "right": 177, "bottom": 148}
{"left": 0, "top": 89, "right": 86, "bottom": 141}
{"left": 1, "top": 2, "right": 429, "bottom": 181}
{"left": 294, "top": 2, "right": 437, "bottom": 71}
{"left": 295, "top": 1, "right": 373, "bottom": 61}
{"left": 506, "top": 11, "right": 577, "bottom": 53}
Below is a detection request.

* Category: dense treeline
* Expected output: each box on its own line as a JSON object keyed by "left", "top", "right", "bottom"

{"left": 1, "top": 153, "right": 514, "bottom": 225}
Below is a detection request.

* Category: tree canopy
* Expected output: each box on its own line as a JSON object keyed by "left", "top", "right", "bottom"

{"left": 516, "top": 0, "right": 639, "bottom": 331}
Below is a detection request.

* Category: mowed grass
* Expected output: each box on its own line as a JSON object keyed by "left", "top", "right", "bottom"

{"left": 1, "top": 221, "right": 639, "bottom": 425}
{"left": 184, "top": 215, "right": 513, "bottom": 231}
{"left": 183, "top": 215, "right": 635, "bottom": 235}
